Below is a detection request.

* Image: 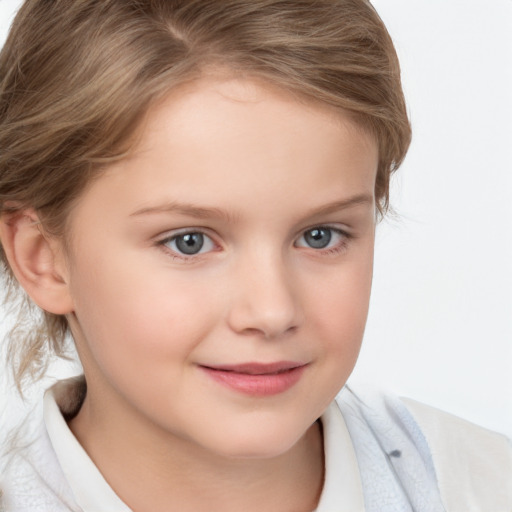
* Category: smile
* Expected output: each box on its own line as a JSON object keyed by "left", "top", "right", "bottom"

{"left": 199, "top": 362, "right": 307, "bottom": 396}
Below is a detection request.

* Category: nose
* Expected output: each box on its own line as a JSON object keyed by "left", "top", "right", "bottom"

{"left": 226, "top": 251, "right": 303, "bottom": 339}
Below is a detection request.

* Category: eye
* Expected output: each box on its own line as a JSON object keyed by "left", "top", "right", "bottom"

{"left": 295, "top": 226, "right": 347, "bottom": 250}
{"left": 161, "top": 231, "right": 216, "bottom": 256}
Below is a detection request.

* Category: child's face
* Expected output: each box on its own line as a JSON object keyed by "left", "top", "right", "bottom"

{"left": 63, "top": 76, "right": 377, "bottom": 458}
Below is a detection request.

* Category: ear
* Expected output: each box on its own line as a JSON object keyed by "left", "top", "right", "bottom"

{"left": 0, "top": 209, "right": 74, "bottom": 315}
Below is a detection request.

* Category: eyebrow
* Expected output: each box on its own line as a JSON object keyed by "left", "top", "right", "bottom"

{"left": 129, "top": 193, "right": 374, "bottom": 221}
{"left": 130, "top": 202, "right": 237, "bottom": 222}
{"left": 304, "top": 193, "right": 374, "bottom": 218}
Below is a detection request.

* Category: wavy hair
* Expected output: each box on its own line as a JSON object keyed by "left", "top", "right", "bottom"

{"left": 0, "top": 0, "right": 411, "bottom": 390}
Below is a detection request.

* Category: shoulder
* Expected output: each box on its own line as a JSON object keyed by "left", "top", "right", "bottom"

{"left": 402, "top": 397, "right": 512, "bottom": 512}
{"left": 336, "top": 385, "right": 512, "bottom": 512}
{"left": 1, "top": 417, "right": 80, "bottom": 512}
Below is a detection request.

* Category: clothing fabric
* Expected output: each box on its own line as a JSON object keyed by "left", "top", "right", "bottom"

{"left": 1, "top": 378, "right": 511, "bottom": 512}
{"left": 338, "top": 387, "right": 512, "bottom": 512}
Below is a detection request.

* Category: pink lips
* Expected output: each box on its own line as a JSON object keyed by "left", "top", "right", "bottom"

{"left": 199, "top": 361, "right": 307, "bottom": 396}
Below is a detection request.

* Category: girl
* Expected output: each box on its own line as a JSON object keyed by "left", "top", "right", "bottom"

{"left": 0, "top": 1, "right": 510, "bottom": 510}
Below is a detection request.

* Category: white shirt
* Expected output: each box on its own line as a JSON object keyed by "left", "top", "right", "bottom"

{"left": 42, "top": 381, "right": 365, "bottom": 511}
{"left": 2, "top": 378, "right": 511, "bottom": 511}
{"left": 43, "top": 386, "right": 131, "bottom": 511}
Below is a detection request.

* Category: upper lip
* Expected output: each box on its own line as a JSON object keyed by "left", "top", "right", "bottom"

{"left": 200, "top": 361, "right": 306, "bottom": 375}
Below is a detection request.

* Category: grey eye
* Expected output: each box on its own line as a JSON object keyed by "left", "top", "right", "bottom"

{"left": 161, "top": 231, "right": 216, "bottom": 258}
{"left": 173, "top": 233, "right": 205, "bottom": 255}
{"left": 303, "top": 227, "right": 332, "bottom": 249}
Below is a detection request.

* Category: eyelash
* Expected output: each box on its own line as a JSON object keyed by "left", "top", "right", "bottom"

{"left": 156, "top": 229, "right": 219, "bottom": 262}
{"left": 294, "top": 226, "right": 352, "bottom": 255}
{"left": 156, "top": 226, "right": 352, "bottom": 262}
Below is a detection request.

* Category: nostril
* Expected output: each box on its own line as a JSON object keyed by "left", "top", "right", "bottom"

{"left": 240, "top": 323, "right": 298, "bottom": 340}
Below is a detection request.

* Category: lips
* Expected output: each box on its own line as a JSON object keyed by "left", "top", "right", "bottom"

{"left": 199, "top": 361, "right": 307, "bottom": 396}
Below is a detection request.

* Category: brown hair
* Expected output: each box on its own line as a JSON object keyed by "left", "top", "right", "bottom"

{"left": 0, "top": 0, "right": 411, "bottom": 389}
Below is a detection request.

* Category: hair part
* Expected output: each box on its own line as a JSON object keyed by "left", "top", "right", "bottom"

{"left": 0, "top": 0, "right": 411, "bottom": 390}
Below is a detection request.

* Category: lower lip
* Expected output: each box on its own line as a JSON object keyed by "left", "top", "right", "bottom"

{"left": 200, "top": 365, "right": 307, "bottom": 396}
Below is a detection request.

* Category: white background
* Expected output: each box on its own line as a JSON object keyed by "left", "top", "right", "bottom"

{"left": 1, "top": 0, "right": 511, "bottom": 438}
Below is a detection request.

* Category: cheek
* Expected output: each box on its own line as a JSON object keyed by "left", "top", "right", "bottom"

{"left": 307, "top": 249, "right": 373, "bottom": 365}
{"left": 68, "top": 253, "right": 221, "bottom": 375}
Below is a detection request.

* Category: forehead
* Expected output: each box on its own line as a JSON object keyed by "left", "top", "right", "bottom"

{"left": 69, "top": 76, "right": 378, "bottom": 227}
{"left": 146, "top": 75, "right": 376, "bottom": 144}
{"left": 129, "top": 75, "right": 377, "bottom": 179}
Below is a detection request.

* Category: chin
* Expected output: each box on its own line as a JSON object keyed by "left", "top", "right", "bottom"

{"left": 204, "top": 419, "right": 315, "bottom": 461}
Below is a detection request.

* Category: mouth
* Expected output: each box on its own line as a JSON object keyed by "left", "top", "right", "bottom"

{"left": 198, "top": 361, "right": 308, "bottom": 396}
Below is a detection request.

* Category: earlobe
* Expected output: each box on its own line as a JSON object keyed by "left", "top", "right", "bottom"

{"left": 0, "top": 209, "right": 74, "bottom": 315}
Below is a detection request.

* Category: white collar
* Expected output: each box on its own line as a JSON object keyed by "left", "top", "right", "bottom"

{"left": 43, "top": 379, "right": 131, "bottom": 511}
{"left": 315, "top": 399, "right": 365, "bottom": 511}
{"left": 44, "top": 379, "right": 364, "bottom": 511}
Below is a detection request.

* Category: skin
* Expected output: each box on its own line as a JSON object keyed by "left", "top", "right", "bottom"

{"left": 12, "top": 77, "right": 379, "bottom": 511}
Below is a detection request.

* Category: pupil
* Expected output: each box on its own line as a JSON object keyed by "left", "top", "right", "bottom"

{"left": 176, "top": 233, "right": 204, "bottom": 255}
{"left": 305, "top": 228, "right": 331, "bottom": 249}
